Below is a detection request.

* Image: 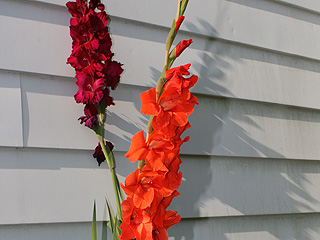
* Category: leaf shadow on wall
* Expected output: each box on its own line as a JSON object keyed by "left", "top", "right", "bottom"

{"left": 167, "top": 19, "right": 320, "bottom": 240}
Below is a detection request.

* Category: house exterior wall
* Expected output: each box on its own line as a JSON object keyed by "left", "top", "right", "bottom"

{"left": 1, "top": 0, "right": 320, "bottom": 239}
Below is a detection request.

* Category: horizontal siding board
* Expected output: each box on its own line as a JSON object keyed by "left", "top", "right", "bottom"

{"left": 1, "top": 9, "right": 320, "bottom": 110}
{"left": 169, "top": 213, "right": 320, "bottom": 240}
{"left": 0, "top": 0, "right": 68, "bottom": 26}
{"left": 0, "top": 14, "right": 72, "bottom": 77}
{"left": 20, "top": 74, "right": 98, "bottom": 149}
{"left": 21, "top": 74, "right": 320, "bottom": 160}
{"left": 177, "top": 156, "right": 320, "bottom": 218}
{"left": 1, "top": 213, "right": 320, "bottom": 240}
{"left": 0, "top": 147, "right": 136, "bottom": 225}
{"left": 273, "top": 0, "right": 320, "bottom": 14}
{"left": 112, "top": 18, "right": 320, "bottom": 110}
{"left": 25, "top": 0, "right": 320, "bottom": 60}
{"left": 2, "top": 147, "right": 320, "bottom": 224}
{"left": 108, "top": 0, "right": 320, "bottom": 61}
{"left": 0, "top": 71, "right": 23, "bottom": 147}
{"left": 185, "top": 95, "right": 320, "bottom": 160}
{"left": 31, "top": 0, "right": 320, "bottom": 16}
{"left": 0, "top": 222, "right": 110, "bottom": 240}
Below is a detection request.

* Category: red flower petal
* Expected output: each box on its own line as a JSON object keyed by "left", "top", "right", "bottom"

{"left": 175, "top": 16, "right": 185, "bottom": 33}
{"left": 175, "top": 39, "right": 193, "bottom": 58}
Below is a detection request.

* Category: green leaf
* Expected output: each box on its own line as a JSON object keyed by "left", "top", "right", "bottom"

{"left": 92, "top": 201, "right": 97, "bottom": 240}
{"left": 106, "top": 199, "right": 115, "bottom": 231}
{"left": 114, "top": 174, "right": 125, "bottom": 202}
{"left": 106, "top": 199, "right": 122, "bottom": 239}
{"left": 165, "top": 20, "right": 176, "bottom": 51}
{"left": 111, "top": 217, "right": 122, "bottom": 240}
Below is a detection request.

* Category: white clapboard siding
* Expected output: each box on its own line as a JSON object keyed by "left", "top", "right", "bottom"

{"left": 28, "top": 0, "right": 320, "bottom": 61}
{"left": 168, "top": 213, "right": 320, "bottom": 240}
{"left": 1, "top": 0, "right": 320, "bottom": 239}
{"left": 20, "top": 73, "right": 98, "bottom": 149}
{"left": 21, "top": 74, "right": 320, "bottom": 160}
{"left": 0, "top": 222, "right": 110, "bottom": 240}
{"left": 0, "top": 147, "right": 135, "bottom": 225}
{"left": 2, "top": 147, "right": 320, "bottom": 224}
{"left": 108, "top": 0, "right": 320, "bottom": 61}
{"left": 272, "top": 0, "right": 320, "bottom": 13}
{"left": 2, "top": 1, "right": 320, "bottom": 111}
{"left": 1, "top": 214, "right": 320, "bottom": 240}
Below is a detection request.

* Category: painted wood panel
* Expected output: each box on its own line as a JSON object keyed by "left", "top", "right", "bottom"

{"left": 0, "top": 70, "right": 23, "bottom": 147}
{"left": 2, "top": 147, "right": 320, "bottom": 224}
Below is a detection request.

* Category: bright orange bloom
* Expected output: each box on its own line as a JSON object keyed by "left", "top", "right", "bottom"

{"left": 140, "top": 64, "right": 198, "bottom": 137}
{"left": 119, "top": 198, "right": 153, "bottom": 240}
{"left": 151, "top": 191, "right": 181, "bottom": 230}
{"left": 121, "top": 169, "right": 156, "bottom": 209}
{"left": 153, "top": 227, "right": 168, "bottom": 240}
{"left": 125, "top": 130, "right": 180, "bottom": 171}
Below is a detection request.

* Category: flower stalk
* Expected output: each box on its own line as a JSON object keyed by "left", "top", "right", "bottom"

{"left": 119, "top": 0, "right": 198, "bottom": 239}
{"left": 66, "top": 0, "right": 123, "bottom": 237}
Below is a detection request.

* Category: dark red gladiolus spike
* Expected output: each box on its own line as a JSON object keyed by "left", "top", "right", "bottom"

{"left": 67, "top": 0, "right": 123, "bottom": 168}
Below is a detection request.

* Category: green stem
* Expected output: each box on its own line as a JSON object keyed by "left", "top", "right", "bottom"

{"left": 97, "top": 135, "right": 123, "bottom": 221}
{"left": 95, "top": 101, "right": 122, "bottom": 221}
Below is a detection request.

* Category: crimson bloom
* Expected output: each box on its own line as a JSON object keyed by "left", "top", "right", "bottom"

{"left": 67, "top": 0, "right": 123, "bottom": 106}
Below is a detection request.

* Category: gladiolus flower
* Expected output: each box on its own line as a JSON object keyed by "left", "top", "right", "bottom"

{"left": 67, "top": 0, "right": 123, "bottom": 167}
{"left": 141, "top": 64, "right": 198, "bottom": 137}
{"left": 121, "top": 1, "right": 197, "bottom": 237}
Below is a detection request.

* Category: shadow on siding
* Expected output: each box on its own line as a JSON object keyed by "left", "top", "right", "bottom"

{"left": 167, "top": 18, "right": 320, "bottom": 240}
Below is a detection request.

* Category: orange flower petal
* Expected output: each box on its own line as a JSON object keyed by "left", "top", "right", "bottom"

{"left": 140, "top": 88, "right": 160, "bottom": 115}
